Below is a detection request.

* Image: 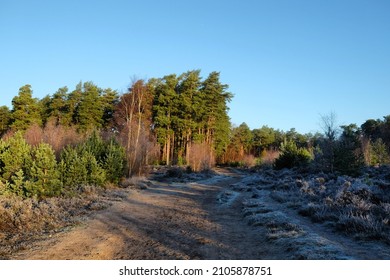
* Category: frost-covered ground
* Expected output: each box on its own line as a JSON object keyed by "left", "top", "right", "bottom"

{"left": 5, "top": 166, "right": 390, "bottom": 260}
{"left": 230, "top": 166, "right": 390, "bottom": 259}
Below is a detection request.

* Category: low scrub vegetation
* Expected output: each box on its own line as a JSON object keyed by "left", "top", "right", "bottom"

{"left": 253, "top": 166, "right": 390, "bottom": 243}
{"left": 0, "top": 184, "right": 111, "bottom": 258}
{"left": 0, "top": 131, "right": 126, "bottom": 199}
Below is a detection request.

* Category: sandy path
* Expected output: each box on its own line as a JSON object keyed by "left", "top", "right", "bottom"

{"left": 13, "top": 169, "right": 266, "bottom": 260}
{"left": 12, "top": 168, "right": 389, "bottom": 260}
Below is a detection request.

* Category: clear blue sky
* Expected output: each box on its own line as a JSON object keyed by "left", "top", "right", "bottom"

{"left": 1, "top": 0, "right": 389, "bottom": 134}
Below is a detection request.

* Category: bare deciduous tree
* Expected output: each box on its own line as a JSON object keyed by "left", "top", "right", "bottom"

{"left": 187, "top": 142, "right": 215, "bottom": 172}
{"left": 319, "top": 112, "right": 339, "bottom": 172}
{"left": 114, "top": 79, "right": 155, "bottom": 176}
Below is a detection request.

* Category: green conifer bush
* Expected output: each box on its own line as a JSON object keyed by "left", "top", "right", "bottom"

{"left": 26, "top": 143, "right": 61, "bottom": 197}
{"left": 0, "top": 132, "right": 31, "bottom": 182}
{"left": 274, "top": 140, "right": 312, "bottom": 169}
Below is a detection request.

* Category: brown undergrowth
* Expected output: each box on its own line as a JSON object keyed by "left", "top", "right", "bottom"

{"left": 0, "top": 185, "right": 112, "bottom": 259}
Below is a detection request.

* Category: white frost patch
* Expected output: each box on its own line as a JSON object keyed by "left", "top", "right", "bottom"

{"left": 217, "top": 190, "right": 240, "bottom": 206}
{"left": 199, "top": 175, "right": 226, "bottom": 185}
{"left": 243, "top": 188, "right": 352, "bottom": 259}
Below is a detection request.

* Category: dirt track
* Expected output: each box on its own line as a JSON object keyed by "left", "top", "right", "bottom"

{"left": 12, "top": 168, "right": 390, "bottom": 260}
{"left": 13, "top": 169, "right": 268, "bottom": 260}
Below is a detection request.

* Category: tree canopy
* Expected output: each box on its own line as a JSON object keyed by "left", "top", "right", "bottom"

{"left": 1, "top": 71, "right": 390, "bottom": 180}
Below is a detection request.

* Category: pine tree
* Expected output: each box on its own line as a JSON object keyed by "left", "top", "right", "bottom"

{"left": 103, "top": 138, "right": 126, "bottom": 183}
{"left": 39, "top": 94, "right": 52, "bottom": 125}
{"left": 9, "top": 169, "right": 27, "bottom": 197}
{"left": 274, "top": 139, "right": 312, "bottom": 169}
{"left": 252, "top": 126, "right": 277, "bottom": 156}
{"left": 101, "top": 88, "right": 119, "bottom": 127}
{"left": 49, "top": 86, "right": 71, "bottom": 126}
{"left": 334, "top": 124, "right": 364, "bottom": 175}
{"left": 66, "top": 83, "right": 83, "bottom": 126}
{"left": 60, "top": 145, "right": 88, "bottom": 189}
{"left": 0, "top": 132, "right": 32, "bottom": 182}
{"left": 370, "top": 138, "right": 390, "bottom": 165}
{"left": 82, "top": 151, "right": 106, "bottom": 186}
{"left": 26, "top": 143, "right": 61, "bottom": 197}
{"left": 60, "top": 142, "right": 108, "bottom": 189}
{"left": 81, "top": 131, "right": 106, "bottom": 163}
{"left": 0, "top": 179, "right": 12, "bottom": 196}
{"left": 152, "top": 74, "right": 179, "bottom": 165}
{"left": 75, "top": 82, "right": 104, "bottom": 132}
{"left": 0, "top": 106, "right": 10, "bottom": 136}
{"left": 200, "top": 71, "right": 232, "bottom": 160}
{"left": 10, "top": 85, "right": 42, "bottom": 130}
{"left": 225, "top": 123, "right": 253, "bottom": 163}
{"left": 176, "top": 70, "right": 202, "bottom": 163}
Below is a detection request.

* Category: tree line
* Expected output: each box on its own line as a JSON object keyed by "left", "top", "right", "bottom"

{"left": 0, "top": 70, "right": 233, "bottom": 198}
{"left": 1, "top": 70, "right": 390, "bottom": 200}
{"left": 228, "top": 113, "right": 390, "bottom": 176}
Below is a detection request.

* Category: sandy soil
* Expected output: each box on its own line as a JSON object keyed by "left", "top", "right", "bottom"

{"left": 11, "top": 168, "right": 390, "bottom": 260}
{"left": 12, "top": 168, "right": 265, "bottom": 259}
